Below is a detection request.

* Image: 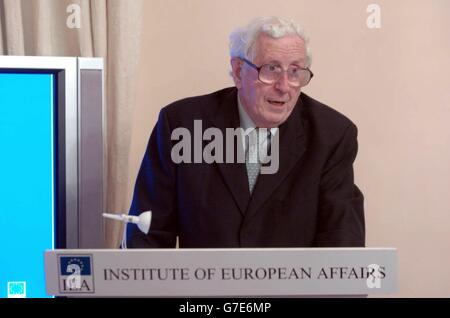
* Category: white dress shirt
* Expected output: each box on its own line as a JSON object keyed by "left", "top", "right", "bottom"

{"left": 237, "top": 96, "right": 278, "bottom": 160}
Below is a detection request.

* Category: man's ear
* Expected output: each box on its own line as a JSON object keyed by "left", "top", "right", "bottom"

{"left": 230, "top": 57, "right": 243, "bottom": 89}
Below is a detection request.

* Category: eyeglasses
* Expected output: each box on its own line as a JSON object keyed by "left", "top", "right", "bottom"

{"left": 241, "top": 58, "right": 313, "bottom": 87}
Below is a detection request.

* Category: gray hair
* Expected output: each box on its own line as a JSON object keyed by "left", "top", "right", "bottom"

{"left": 229, "top": 16, "right": 312, "bottom": 67}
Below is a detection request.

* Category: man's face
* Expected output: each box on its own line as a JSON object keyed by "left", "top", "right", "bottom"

{"left": 231, "top": 33, "right": 307, "bottom": 128}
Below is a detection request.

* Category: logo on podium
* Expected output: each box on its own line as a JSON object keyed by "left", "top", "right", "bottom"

{"left": 58, "top": 255, "right": 95, "bottom": 294}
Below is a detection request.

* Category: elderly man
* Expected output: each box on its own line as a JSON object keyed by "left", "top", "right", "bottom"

{"left": 127, "top": 16, "right": 365, "bottom": 248}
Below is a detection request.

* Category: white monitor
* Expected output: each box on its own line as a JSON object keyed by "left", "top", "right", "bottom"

{"left": 0, "top": 56, "right": 104, "bottom": 298}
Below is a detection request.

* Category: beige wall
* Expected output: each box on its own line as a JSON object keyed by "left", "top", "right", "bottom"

{"left": 129, "top": 0, "right": 450, "bottom": 297}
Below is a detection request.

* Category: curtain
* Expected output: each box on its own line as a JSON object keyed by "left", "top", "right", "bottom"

{"left": 0, "top": 0, "right": 144, "bottom": 248}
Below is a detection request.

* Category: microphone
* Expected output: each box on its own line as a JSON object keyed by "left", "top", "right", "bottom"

{"left": 102, "top": 211, "right": 152, "bottom": 234}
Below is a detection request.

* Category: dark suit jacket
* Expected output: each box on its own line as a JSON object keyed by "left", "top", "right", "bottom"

{"left": 128, "top": 87, "right": 365, "bottom": 248}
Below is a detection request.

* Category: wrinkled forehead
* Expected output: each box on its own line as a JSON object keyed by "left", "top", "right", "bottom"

{"left": 251, "top": 33, "right": 307, "bottom": 65}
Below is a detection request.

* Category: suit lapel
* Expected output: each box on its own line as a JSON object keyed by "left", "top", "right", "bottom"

{"left": 211, "top": 89, "right": 251, "bottom": 215}
{"left": 245, "top": 98, "right": 307, "bottom": 219}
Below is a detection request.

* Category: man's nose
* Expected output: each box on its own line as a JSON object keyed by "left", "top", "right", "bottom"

{"left": 274, "top": 72, "right": 290, "bottom": 93}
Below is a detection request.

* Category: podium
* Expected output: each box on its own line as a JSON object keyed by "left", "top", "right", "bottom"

{"left": 44, "top": 248, "right": 396, "bottom": 297}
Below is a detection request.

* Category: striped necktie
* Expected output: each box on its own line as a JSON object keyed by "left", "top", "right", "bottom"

{"left": 245, "top": 128, "right": 271, "bottom": 194}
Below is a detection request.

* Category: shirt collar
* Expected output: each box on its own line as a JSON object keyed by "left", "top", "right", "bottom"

{"left": 237, "top": 95, "right": 278, "bottom": 136}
